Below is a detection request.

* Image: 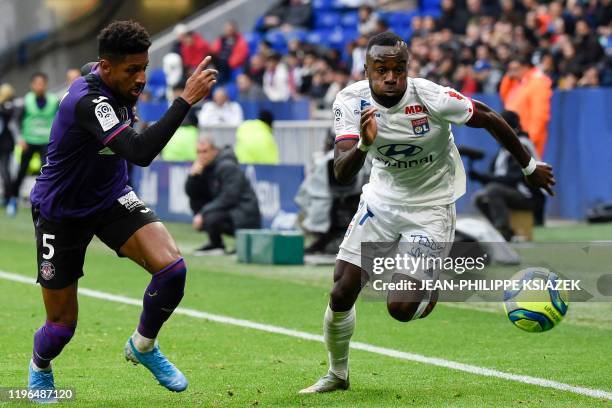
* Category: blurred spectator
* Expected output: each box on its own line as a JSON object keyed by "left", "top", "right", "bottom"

{"left": 161, "top": 82, "right": 199, "bottom": 161}
{"left": 472, "top": 111, "right": 544, "bottom": 240}
{"left": 65, "top": 68, "right": 81, "bottom": 86}
{"left": 7, "top": 72, "right": 59, "bottom": 216}
{"left": 234, "top": 110, "right": 279, "bottom": 164}
{"left": 357, "top": 5, "right": 380, "bottom": 36}
{"left": 350, "top": 35, "right": 368, "bottom": 80}
{"left": 499, "top": 0, "right": 524, "bottom": 26}
{"left": 574, "top": 19, "right": 605, "bottom": 70}
{"left": 296, "top": 130, "right": 368, "bottom": 254}
{"left": 186, "top": 137, "right": 261, "bottom": 255}
{"left": 308, "top": 58, "right": 334, "bottom": 103}
{"left": 323, "top": 68, "right": 351, "bottom": 108}
{"left": 263, "top": 52, "right": 291, "bottom": 101}
{"left": 245, "top": 53, "right": 267, "bottom": 86}
{"left": 162, "top": 53, "right": 185, "bottom": 101}
{"left": 499, "top": 57, "right": 552, "bottom": 157}
{"left": 557, "top": 71, "right": 579, "bottom": 90}
{"left": 211, "top": 21, "right": 249, "bottom": 84}
{"left": 198, "top": 87, "right": 244, "bottom": 126}
{"left": 173, "top": 24, "right": 210, "bottom": 74}
{"left": 298, "top": 51, "right": 318, "bottom": 95}
{"left": 578, "top": 65, "right": 600, "bottom": 87}
{"left": 0, "top": 84, "right": 15, "bottom": 208}
{"left": 236, "top": 73, "right": 267, "bottom": 101}
{"left": 286, "top": 51, "right": 304, "bottom": 99}
{"left": 437, "top": 0, "right": 470, "bottom": 34}
{"left": 262, "top": 0, "right": 312, "bottom": 33}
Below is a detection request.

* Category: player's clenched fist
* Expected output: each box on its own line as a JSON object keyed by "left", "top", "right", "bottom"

{"left": 180, "top": 56, "right": 218, "bottom": 105}
{"left": 360, "top": 107, "right": 378, "bottom": 146}
{"left": 525, "top": 162, "right": 556, "bottom": 196}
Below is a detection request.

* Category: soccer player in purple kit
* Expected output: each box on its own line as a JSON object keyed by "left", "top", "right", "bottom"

{"left": 27, "top": 20, "right": 217, "bottom": 401}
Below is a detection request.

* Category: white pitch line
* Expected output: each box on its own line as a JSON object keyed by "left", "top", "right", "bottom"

{"left": 1, "top": 270, "right": 610, "bottom": 401}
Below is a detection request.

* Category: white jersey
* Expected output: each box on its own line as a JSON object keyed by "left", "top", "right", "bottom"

{"left": 333, "top": 78, "right": 474, "bottom": 207}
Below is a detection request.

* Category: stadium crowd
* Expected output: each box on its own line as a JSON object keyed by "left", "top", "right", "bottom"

{"left": 159, "top": 0, "right": 610, "bottom": 110}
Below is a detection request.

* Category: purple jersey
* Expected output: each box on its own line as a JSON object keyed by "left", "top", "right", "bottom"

{"left": 30, "top": 70, "right": 136, "bottom": 221}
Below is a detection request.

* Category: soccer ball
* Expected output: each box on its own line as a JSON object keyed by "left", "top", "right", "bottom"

{"left": 503, "top": 268, "right": 569, "bottom": 332}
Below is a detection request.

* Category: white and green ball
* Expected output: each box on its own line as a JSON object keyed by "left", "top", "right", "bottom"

{"left": 503, "top": 268, "right": 569, "bottom": 332}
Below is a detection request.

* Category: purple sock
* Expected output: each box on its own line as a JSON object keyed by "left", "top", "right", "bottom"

{"left": 32, "top": 321, "right": 76, "bottom": 369}
{"left": 138, "top": 258, "right": 186, "bottom": 339}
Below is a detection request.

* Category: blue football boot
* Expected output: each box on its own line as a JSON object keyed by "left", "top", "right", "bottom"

{"left": 28, "top": 360, "right": 57, "bottom": 403}
{"left": 124, "top": 338, "right": 188, "bottom": 392}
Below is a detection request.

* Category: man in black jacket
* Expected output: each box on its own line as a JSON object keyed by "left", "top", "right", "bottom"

{"left": 186, "top": 137, "right": 261, "bottom": 254}
{"left": 471, "top": 110, "right": 545, "bottom": 241}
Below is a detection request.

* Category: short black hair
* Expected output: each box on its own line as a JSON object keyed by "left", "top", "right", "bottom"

{"left": 366, "top": 31, "right": 407, "bottom": 54}
{"left": 98, "top": 20, "right": 151, "bottom": 60}
{"left": 30, "top": 72, "right": 48, "bottom": 82}
{"left": 508, "top": 55, "right": 532, "bottom": 67}
{"left": 259, "top": 110, "right": 274, "bottom": 127}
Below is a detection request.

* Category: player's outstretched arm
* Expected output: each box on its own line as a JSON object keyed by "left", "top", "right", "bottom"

{"left": 466, "top": 100, "right": 556, "bottom": 195}
{"left": 103, "top": 57, "right": 218, "bottom": 166}
{"left": 333, "top": 107, "right": 377, "bottom": 184}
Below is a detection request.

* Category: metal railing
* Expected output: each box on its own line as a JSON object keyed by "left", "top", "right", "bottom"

{"left": 200, "top": 120, "right": 332, "bottom": 170}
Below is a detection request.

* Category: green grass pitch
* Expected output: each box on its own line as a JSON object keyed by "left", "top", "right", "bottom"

{"left": 0, "top": 210, "right": 611, "bottom": 407}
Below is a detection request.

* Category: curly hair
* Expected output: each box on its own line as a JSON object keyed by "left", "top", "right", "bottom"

{"left": 98, "top": 20, "right": 151, "bottom": 60}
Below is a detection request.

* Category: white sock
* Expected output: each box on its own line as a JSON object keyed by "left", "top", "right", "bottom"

{"left": 132, "top": 330, "right": 155, "bottom": 352}
{"left": 323, "top": 304, "right": 355, "bottom": 381}
{"left": 31, "top": 359, "right": 52, "bottom": 372}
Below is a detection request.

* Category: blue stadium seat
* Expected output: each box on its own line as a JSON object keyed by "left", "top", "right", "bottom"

{"left": 138, "top": 101, "right": 168, "bottom": 123}
{"left": 312, "top": 0, "right": 334, "bottom": 10}
{"left": 315, "top": 11, "right": 341, "bottom": 28}
{"left": 224, "top": 83, "right": 239, "bottom": 101}
{"left": 385, "top": 11, "right": 419, "bottom": 27}
{"left": 265, "top": 30, "right": 287, "bottom": 47}
{"left": 253, "top": 15, "right": 265, "bottom": 32}
{"left": 421, "top": 8, "right": 442, "bottom": 18}
{"left": 421, "top": 0, "right": 441, "bottom": 8}
{"left": 341, "top": 11, "right": 359, "bottom": 28}
{"left": 327, "top": 28, "right": 356, "bottom": 50}
{"left": 230, "top": 66, "right": 245, "bottom": 82}
{"left": 144, "top": 68, "right": 167, "bottom": 103}
{"left": 392, "top": 26, "right": 413, "bottom": 41}
{"left": 305, "top": 30, "right": 328, "bottom": 45}
{"left": 244, "top": 31, "right": 262, "bottom": 55}
{"left": 284, "top": 29, "right": 308, "bottom": 43}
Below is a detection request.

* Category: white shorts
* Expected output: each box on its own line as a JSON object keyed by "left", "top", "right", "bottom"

{"left": 337, "top": 196, "right": 456, "bottom": 270}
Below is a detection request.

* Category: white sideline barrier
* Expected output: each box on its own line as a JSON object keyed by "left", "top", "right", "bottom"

{"left": 201, "top": 120, "right": 332, "bottom": 171}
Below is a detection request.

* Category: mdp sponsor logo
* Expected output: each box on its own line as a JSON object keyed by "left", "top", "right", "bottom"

{"left": 40, "top": 261, "right": 55, "bottom": 281}
{"left": 405, "top": 105, "right": 428, "bottom": 114}
{"left": 377, "top": 143, "right": 423, "bottom": 159}
{"left": 411, "top": 117, "right": 430, "bottom": 135}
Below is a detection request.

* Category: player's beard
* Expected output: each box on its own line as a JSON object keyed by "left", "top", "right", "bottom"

{"left": 369, "top": 79, "right": 405, "bottom": 108}
{"left": 125, "top": 83, "right": 145, "bottom": 103}
{"left": 371, "top": 89, "right": 404, "bottom": 108}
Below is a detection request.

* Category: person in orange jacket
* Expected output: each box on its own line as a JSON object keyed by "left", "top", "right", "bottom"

{"left": 499, "top": 57, "right": 552, "bottom": 157}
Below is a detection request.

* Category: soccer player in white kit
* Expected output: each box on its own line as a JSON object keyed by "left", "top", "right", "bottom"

{"left": 300, "top": 32, "right": 556, "bottom": 394}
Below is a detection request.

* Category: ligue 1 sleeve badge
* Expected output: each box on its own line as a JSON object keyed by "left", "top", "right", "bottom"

{"left": 40, "top": 261, "right": 56, "bottom": 280}
{"left": 411, "top": 117, "right": 430, "bottom": 136}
